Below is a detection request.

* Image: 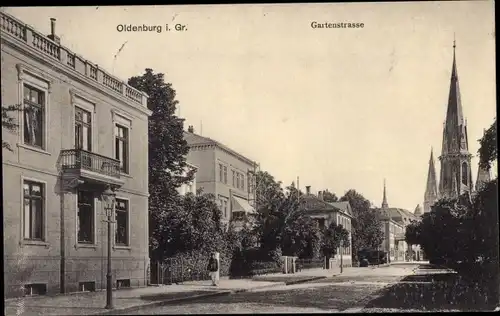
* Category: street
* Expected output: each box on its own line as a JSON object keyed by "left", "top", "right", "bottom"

{"left": 120, "top": 264, "right": 416, "bottom": 314}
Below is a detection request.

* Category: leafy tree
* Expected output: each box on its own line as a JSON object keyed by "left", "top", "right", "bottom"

{"left": 321, "top": 222, "right": 350, "bottom": 258}
{"left": 322, "top": 190, "right": 339, "bottom": 203}
{"left": 340, "top": 190, "right": 383, "bottom": 262}
{"left": 2, "top": 104, "right": 23, "bottom": 151}
{"left": 282, "top": 215, "right": 321, "bottom": 258}
{"left": 128, "top": 69, "right": 194, "bottom": 258}
{"left": 151, "top": 192, "right": 225, "bottom": 260}
{"left": 478, "top": 118, "right": 497, "bottom": 170}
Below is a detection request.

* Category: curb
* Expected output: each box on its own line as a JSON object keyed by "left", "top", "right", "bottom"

{"left": 94, "top": 281, "right": 288, "bottom": 315}
{"left": 285, "top": 276, "right": 327, "bottom": 285}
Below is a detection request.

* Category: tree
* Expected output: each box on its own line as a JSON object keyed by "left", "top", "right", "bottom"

{"left": 151, "top": 192, "right": 225, "bottom": 260}
{"left": 478, "top": 118, "right": 497, "bottom": 170}
{"left": 322, "top": 190, "right": 339, "bottom": 203}
{"left": 282, "top": 215, "right": 321, "bottom": 258}
{"left": 321, "top": 222, "right": 350, "bottom": 258}
{"left": 2, "top": 104, "right": 23, "bottom": 151}
{"left": 128, "top": 69, "right": 193, "bottom": 258}
{"left": 339, "top": 190, "right": 383, "bottom": 263}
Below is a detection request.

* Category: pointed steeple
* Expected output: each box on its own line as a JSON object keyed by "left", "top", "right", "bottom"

{"left": 414, "top": 204, "right": 423, "bottom": 216}
{"left": 424, "top": 148, "right": 439, "bottom": 213}
{"left": 438, "top": 39, "right": 473, "bottom": 199}
{"left": 381, "top": 179, "right": 389, "bottom": 209}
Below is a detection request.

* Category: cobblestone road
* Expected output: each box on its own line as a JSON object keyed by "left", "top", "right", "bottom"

{"left": 120, "top": 264, "right": 417, "bottom": 314}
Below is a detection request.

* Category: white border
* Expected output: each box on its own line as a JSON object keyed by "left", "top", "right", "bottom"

{"left": 114, "top": 196, "right": 131, "bottom": 247}
{"left": 20, "top": 175, "right": 48, "bottom": 246}
{"left": 16, "top": 65, "right": 51, "bottom": 153}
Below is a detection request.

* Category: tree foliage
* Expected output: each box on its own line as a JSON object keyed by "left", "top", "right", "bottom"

{"left": 2, "top": 104, "right": 23, "bottom": 151}
{"left": 478, "top": 118, "right": 497, "bottom": 170}
{"left": 128, "top": 69, "right": 193, "bottom": 258}
{"left": 321, "top": 222, "right": 350, "bottom": 257}
{"left": 322, "top": 190, "right": 339, "bottom": 203}
{"left": 340, "top": 190, "right": 384, "bottom": 262}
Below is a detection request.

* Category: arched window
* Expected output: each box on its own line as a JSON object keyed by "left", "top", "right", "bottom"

{"left": 461, "top": 162, "right": 468, "bottom": 186}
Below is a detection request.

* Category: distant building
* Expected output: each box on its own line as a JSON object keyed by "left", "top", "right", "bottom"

{"left": 301, "top": 186, "right": 353, "bottom": 267}
{"left": 374, "top": 180, "right": 421, "bottom": 262}
{"left": 2, "top": 12, "right": 151, "bottom": 298}
{"left": 183, "top": 126, "right": 257, "bottom": 230}
{"left": 177, "top": 163, "right": 198, "bottom": 196}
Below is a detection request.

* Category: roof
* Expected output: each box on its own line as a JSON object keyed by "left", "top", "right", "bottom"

{"left": 329, "top": 201, "right": 353, "bottom": 217}
{"left": 184, "top": 131, "right": 256, "bottom": 166}
{"left": 301, "top": 195, "right": 353, "bottom": 218}
{"left": 375, "top": 207, "right": 419, "bottom": 225}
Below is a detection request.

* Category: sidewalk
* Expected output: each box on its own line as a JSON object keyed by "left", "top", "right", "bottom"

{"left": 5, "top": 269, "right": 331, "bottom": 316}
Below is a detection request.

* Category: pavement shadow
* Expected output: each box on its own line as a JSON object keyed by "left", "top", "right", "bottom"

{"left": 364, "top": 271, "right": 494, "bottom": 311}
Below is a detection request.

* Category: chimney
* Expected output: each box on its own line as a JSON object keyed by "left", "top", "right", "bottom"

{"left": 318, "top": 191, "right": 323, "bottom": 200}
{"left": 47, "top": 18, "right": 60, "bottom": 44}
{"left": 187, "top": 125, "right": 194, "bottom": 133}
{"left": 306, "top": 186, "right": 311, "bottom": 195}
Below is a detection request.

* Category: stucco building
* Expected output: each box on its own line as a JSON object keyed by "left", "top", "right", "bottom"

{"left": 374, "top": 181, "right": 420, "bottom": 262}
{"left": 183, "top": 126, "right": 257, "bottom": 230}
{"left": 2, "top": 13, "right": 151, "bottom": 298}
{"left": 177, "top": 162, "right": 198, "bottom": 196}
{"left": 301, "top": 187, "right": 353, "bottom": 267}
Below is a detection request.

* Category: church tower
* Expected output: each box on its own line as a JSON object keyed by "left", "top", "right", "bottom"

{"left": 424, "top": 148, "right": 439, "bottom": 213}
{"left": 438, "top": 40, "right": 473, "bottom": 199}
{"left": 382, "top": 179, "right": 389, "bottom": 209}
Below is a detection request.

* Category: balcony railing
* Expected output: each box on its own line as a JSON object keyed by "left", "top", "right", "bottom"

{"left": 0, "top": 11, "right": 148, "bottom": 108}
{"left": 61, "top": 149, "right": 121, "bottom": 179}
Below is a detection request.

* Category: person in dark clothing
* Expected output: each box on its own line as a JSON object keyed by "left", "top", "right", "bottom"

{"left": 207, "top": 253, "right": 219, "bottom": 286}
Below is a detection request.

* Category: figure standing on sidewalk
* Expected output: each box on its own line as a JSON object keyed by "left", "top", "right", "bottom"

{"left": 207, "top": 253, "right": 219, "bottom": 286}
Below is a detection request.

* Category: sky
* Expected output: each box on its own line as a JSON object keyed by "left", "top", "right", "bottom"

{"left": 3, "top": 2, "right": 496, "bottom": 211}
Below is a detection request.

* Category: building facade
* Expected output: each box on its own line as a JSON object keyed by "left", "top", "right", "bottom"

{"left": 2, "top": 13, "right": 151, "bottom": 298}
{"left": 375, "top": 181, "right": 420, "bottom": 262}
{"left": 301, "top": 187, "right": 353, "bottom": 267}
{"left": 183, "top": 126, "right": 257, "bottom": 229}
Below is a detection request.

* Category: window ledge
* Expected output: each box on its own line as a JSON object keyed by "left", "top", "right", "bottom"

{"left": 120, "top": 173, "right": 132, "bottom": 179}
{"left": 75, "top": 243, "right": 98, "bottom": 250}
{"left": 17, "top": 143, "right": 51, "bottom": 156}
{"left": 20, "top": 240, "right": 50, "bottom": 248}
{"left": 113, "top": 245, "right": 131, "bottom": 251}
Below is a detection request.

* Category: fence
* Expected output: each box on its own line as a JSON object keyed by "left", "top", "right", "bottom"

{"left": 150, "top": 258, "right": 210, "bottom": 285}
{"left": 296, "top": 258, "right": 325, "bottom": 270}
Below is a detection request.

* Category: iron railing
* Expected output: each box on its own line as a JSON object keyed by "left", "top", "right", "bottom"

{"left": 61, "top": 149, "right": 121, "bottom": 179}
{"left": 296, "top": 258, "right": 325, "bottom": 270}
{"left": 150, "top": 258, "right": 211, "bottom": 285}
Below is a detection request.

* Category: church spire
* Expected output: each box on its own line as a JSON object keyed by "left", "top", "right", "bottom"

{"left": 382, "top": 179, "right": 389, "bottom": 209}
{"left": 424, "top": 148, "right": 439, "bottom": 213}
{"left": 438, "top": 39, "right": 473, "bottom": 199}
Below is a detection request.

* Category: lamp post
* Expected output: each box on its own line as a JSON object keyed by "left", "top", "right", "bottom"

{"left": 102, "top": 186, "right": 116, "bottom": 310}
{"left": 340, "top": 240, "right": 344, "bottom": 273}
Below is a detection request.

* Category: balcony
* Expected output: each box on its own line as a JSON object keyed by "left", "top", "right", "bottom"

{"left": 60, "top": 149, "right": 125, "bottom": 188}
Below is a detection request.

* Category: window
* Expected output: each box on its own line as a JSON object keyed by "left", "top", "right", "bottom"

{"left": 79, "top": 281, "right": 96, "bottom": 292}
{"left": 117, "top": 279, "right": 131, "bottom": 289}
{"left": 75, "top": 107, "right": 92, "bottom": 151}
{"left": 461, "top": 162, "right": 468, "bottom": 186}
{"left": 23, "top": 85, "right": 45, "bottom": 148}
{"left": 23, "top": 180, "right": 44, "bottom": 240}
{"left": 236, "top": 173, "right": 240, "bottom": 189}
{"left": 223, "top": 166, "right": 228, "bottom": 184}
{"left": 241, "top": 174, "right": 245, "bottom": 191}
{"left": 24, "top": 284, "right": 47, "bottom": 296}
{"left": 115, "top": 125, "right": 129, "bottom": 173}
{"left": 77, "top": 190, "right": 94, "bottom": 244}
{"left": 219, "top": 164, "right": 223, "bottom": 182}
{"left": 115, "top": 199, "right": 129, "bottom": 246}
{"left": 232, "top": 170, "right": 236, "bottom": 187}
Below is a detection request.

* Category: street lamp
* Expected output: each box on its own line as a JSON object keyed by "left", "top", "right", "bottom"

{"left": 102, "top": 186, "right": 116, "bottom": 310}
{"left": 340, "top": 240, "right": 344, "bottom": 273}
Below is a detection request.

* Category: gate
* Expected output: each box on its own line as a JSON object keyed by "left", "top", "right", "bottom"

{"left": 150, "top": 258, "right": 211, "bottom": 285}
